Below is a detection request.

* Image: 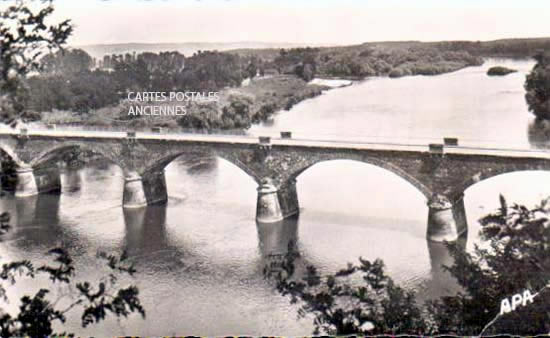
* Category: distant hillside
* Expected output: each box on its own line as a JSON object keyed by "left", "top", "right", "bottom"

{"left": 229, "top": 38, "right": 550, "bottom": 60}
{"left": 76, "top": 42, "right": 329, "bottom": 60}
{"left": 428, "top": 37, "right": 550, "bottom": 58}
{"left": 77, "top": 38, "right": 550, "bottom": 61}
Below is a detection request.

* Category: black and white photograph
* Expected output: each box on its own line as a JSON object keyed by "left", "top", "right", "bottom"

{"left": 1, "top": 0, "right": 550, "bottom": 336}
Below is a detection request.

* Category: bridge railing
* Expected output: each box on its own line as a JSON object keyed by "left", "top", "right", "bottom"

{"left": 9, "top": 123, "right": 549, "bottom": 153}
{"left": 28, "top": 123, "right": 249, "bottom": 136}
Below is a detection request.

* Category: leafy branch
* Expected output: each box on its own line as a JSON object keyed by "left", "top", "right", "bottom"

{"left": 265, "top": 250, "right": 426, "bottom": 335}
{"left": 0, "top": 246, "right": 145, "bottom": 337}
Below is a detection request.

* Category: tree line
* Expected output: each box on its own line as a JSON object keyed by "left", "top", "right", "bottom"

{"left": 2, "top": 1, "right": 550, "bottom": 334}
{"left": 23, "top": 48, "right": 246, "bottom": 115}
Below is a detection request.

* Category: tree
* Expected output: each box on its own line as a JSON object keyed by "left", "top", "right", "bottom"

{"left": 246, "top": 62, "right": 258, "bottom": 79}
{"left": 428, "top": 195, "right": 550, "bottom": 335}
{"left": 0, "top": 3, "right": 145, "bottom": 334}
{"left": 0, "top": 213, "right": 145, "bottom": 337}
{"left": 40, "top": 49, "right": 93, "bottom": 75}
{"left": 525, "top": 51, "right": 550, "bottom": 120}
{"left": 267, "top": 195, "right": 550, "bottom": 335}
{"left": 265, "top": 251, "right": 427, "bottom": 335}
{"left": 274, "top": 47, "right": 318, "bottom": 80}
{"left": 0, "top": 0, "right": 73, "bottom": 124}
{"left": 177, "top": 51, "right": 243, "bottom": 91}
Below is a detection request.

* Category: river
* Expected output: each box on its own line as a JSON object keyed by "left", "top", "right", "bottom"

{"left": 0, "top": 58, "right": 548, "bottom": 336}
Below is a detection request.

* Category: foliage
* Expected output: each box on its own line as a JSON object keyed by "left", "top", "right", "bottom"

{"left": 265, "top": 251, "right": 427, "bottom": 335}
{"left": 274, "top": 48, "right": 318, "bottom": 81}
{"left": 0, "top": 0, "right": 72, "bottom": 123}
{"left": 178, "top": 50, "right": 243, "bottom": 91}
{"left": 27, "top": 69, "right": 120, "bottom": 113}
{"left": 487, "top": 66, "right": 517, "bottom": 76}
{"left": 428, "top": 195, "right": 550, "bottom": 335}
{"left": 525, "top": 51, "right": 550, "bottom": 120}
{"left": 177, "top": 102, "right": 221, "bottom": 130}
{"left": 311, "top": 46, "right": 482, "bottom": 79}
{"left": 0, "top": 246, "right": 145, "bottom": 336}
{"left": 245, "top": 61, "right": 258, "bottom": 79}
{"left": 28, "top": 49, "right": 246, "bottom": 115}
{"left": 433, "top": 38, "right": 550, "bottom": 59}
{"left": 40, "top": 49, "right": 93, "bottom": 75}
{"left": 267, "top": 195, "right": 550, "bottom": 335}
{"left": 220, "top": 95, "right": 253, "bottom": 129}
{"left": 0, "top": 211, "right": 144, "bottom": 336}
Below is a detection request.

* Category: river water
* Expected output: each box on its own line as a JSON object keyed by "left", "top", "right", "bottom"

{"left": 1, "top": 58, "right": 548, "bottom": 336}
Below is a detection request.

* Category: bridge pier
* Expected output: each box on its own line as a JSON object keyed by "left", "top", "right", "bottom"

{"left": 123, "top": 170, "right": 168, "bottom": 208}
{"left": 34, "top": 166, "right": 62, "bottom": 194}
{"left": 256, "top": 178, "right": 299, "bottom": 223}
{"left": 14, "top": 167, "right": 38, "bottom": 197}
{"left": 427, "top": 193, "right": 467, "bottom": 242}
{"left": 15, "top": 165, "right": 62, "bottom": 197}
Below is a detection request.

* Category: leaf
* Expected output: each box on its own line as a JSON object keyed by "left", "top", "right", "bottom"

{"left": 499, "top": 194, "right": 508, "bottom": 216}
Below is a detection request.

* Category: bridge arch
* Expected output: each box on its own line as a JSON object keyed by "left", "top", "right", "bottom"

{"left": 144, "top": 150, "right": 262, "bottom": 183}
{"left": 284, "top": 156, "right": 432, "bottom": 199}
{"left": 0, "top": 143, "right": 24, "bottom": 166}
{"left": 29, "top": 143, "right": 121, "bottom": 169}
{"left": 455, "top": 166, "right": 550, "bottom": 198}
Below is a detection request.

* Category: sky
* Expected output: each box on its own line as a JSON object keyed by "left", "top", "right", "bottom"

{"left": 44, "top": 0, "right": 550, "bottom": 46}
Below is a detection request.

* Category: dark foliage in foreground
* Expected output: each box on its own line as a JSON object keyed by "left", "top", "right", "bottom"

{"left": 0, "top": 0, "right": 72, "bottom": 124}
{"left": 267, "top": 195, "right": 550, "bottom": 335}
{"left": 0, "top": 214, "right": 145, "bottom": 337}
{"left": 428, "top": 195, "right": 550, "bottom": 335}
{"left": 265, "top": 250, "right": 427, "bottom": 335}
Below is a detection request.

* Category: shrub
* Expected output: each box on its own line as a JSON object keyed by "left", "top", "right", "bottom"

{"left": 525, "top": 51, "right": 550, "bottom": 119}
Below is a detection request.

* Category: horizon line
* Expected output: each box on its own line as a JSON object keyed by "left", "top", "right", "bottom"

{"left": 72, "top": 36, "right": 550, "bottom": 48}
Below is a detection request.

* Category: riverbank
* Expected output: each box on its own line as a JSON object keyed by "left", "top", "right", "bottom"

{"left": 231, "top": 41, "right": 484, "bottom": 80}
{"left": 39, "top": 75, "right": 330, "bottom": 132}
{"left": 27, "top": 40, "right": 492, "bottom": 132}
{"left": 309, "top": 78, "right": 354, "bottom": 87}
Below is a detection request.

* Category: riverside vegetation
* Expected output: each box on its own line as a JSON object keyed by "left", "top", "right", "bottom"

{"left": 487, "top": 66, "right": 517, "bottom": 76}
{"left": 525, "top": 51, "right": 550, "bottom": 120}
{"left": 2, "top": 1, "right": 550, "bottom": 335}
{"left": 9, "top": 38, "right": 550, "bottom": 132}
{"left": 265, "top": 195, "right": 550, "bottom": 335}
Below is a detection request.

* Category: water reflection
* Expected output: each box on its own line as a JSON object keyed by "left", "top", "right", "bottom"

{"left": 16, "top": 193, "right": 60, "bottom": 229}
{"left": 123, "top": 206, "right": 168, "bottom": 253}
{"left": 256, "top": 216, "right": 299, "bottom": 257}
{"left": 14, "top": 195, "right": 39, "bottom": 226}
{"left": 121, "top": 205, "right": 187, "bottom": 273}
{"left": 424, "top": 238, "right": 466, "bottom": 299}
{"left": 62, "top": 169, "right": 82, "bottom": 192}
{"left": 7, "top": 193, "right": 85, "bottom": 251}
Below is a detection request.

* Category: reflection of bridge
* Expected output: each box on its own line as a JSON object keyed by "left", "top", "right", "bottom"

{"left": 2, "top": 128, "right": 550, "bottom": 242}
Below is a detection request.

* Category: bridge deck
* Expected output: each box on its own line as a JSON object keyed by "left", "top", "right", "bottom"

{"left": 1, "top": 129, "right": 549, "bottom": 160}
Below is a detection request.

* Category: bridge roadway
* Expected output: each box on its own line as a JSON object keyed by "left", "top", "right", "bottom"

{"left": 1, "top": 128, "right": 549, "bottom": 159}
{"left": 1, "top": 128, "right": 550, "bottom": 243}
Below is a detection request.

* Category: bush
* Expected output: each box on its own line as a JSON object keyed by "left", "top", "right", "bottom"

{"left": 389, "top": 68, "right": 405, "bottom": 78}
{"left": 428, "top": 195, "right": 550, "bottom": 335}
{"left": 266, "top": 254, "right": 427, "bottom": 335}
{"left": 525, "top": 51, "right": 550, "bottom": 119}
{"left": 487, "top": 66, "right": 517, "bottom": 76}
{"left": 0, "top": 214, "right": 145, "bottom": 337}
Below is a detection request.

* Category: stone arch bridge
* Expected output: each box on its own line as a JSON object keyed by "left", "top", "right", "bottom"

{"left": 2, "top": 129, "right": 550, "bottom": 242}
